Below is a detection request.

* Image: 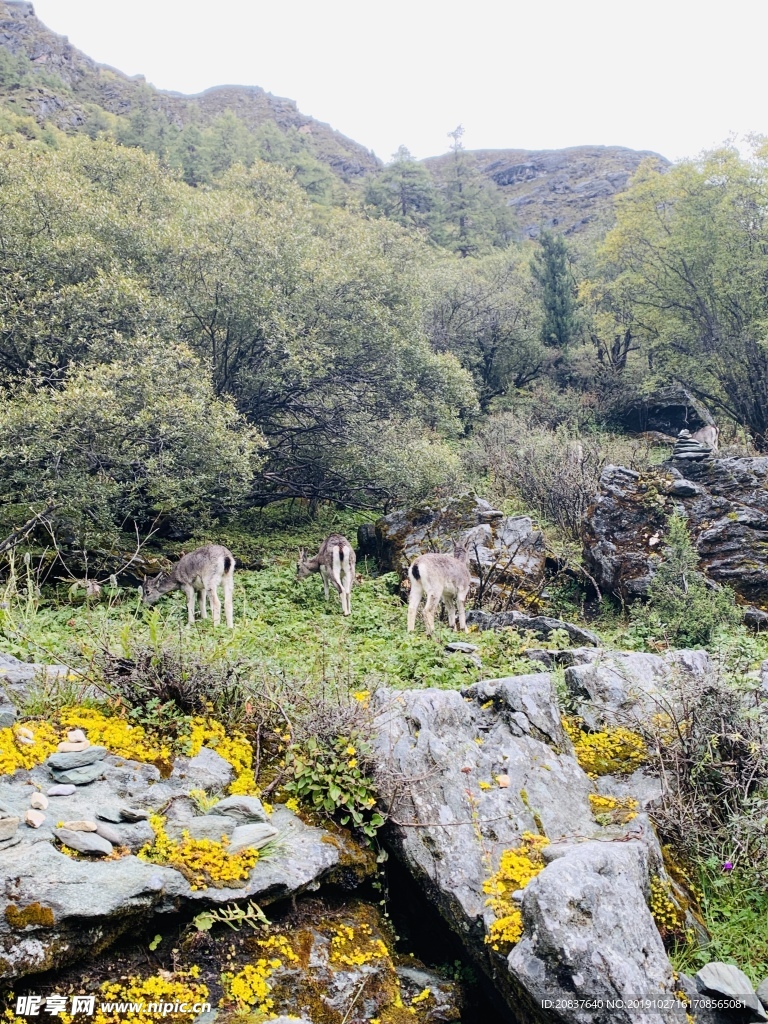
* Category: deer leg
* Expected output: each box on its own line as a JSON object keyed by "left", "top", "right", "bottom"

{"left": 223, "top": 575, "right": 234, "bottom": 629}
{"left": 209, "top": 586, "right": 222, "bottom": 628}
{"left": 423, "top": 592, "right": 440, "bottom": 635}
{"left": 182, "top": 584, "right": 196, "bottom": 625}
{"left": 444, "top": 595, "right": 457, "bottom": 630}
{"left": 407, "top": 579, "right": 423, "bottom": 632}
{"left": 200, "top": 588, "right": 208, "bottom": 620}
{"left": 457, "top": 587, "right": 469, "bottom": 632}
{"left": 320, "top": 565, "right": 330, "bottom": 601}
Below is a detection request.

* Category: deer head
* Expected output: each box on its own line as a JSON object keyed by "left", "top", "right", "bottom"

{"left": 296, "top": 548, "right": 312, "bottom": 579}
{"left": 140, "top": 572, "right": 168, "bottom": 605}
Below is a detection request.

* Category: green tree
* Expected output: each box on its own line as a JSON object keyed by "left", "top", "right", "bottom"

{"left": 364, "top": 146, "right": 438, "bottom": 232}
{"left": 434, "top": 126, "right": 515, "bottom": 257}
{"left": 532, "top": 231, "right": 578, "bottom": 349}
{"left": 600, "top": 142, "right": 768, "bottom": 447}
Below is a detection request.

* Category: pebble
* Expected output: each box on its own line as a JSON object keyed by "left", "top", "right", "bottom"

{"left": 54, "top": 828, "right": 113, "bottom": 856}
{"left": 47, "top": 784, "right": 76, "bottom": 797}
{"left": 496, "top": 774, "right": 510, "bottom": 788}
{"left": 15, "top": 735, "right": 35, "bottom": 746}
{"left": 16, "top": 726, "right": 34, "bottom": 740}
{"left": 30, "top": 793, "right": 49, "bottom": 810}
{"left": 50, "top": 762, "right": 105, "bottom": 786}
{"left": 0, "top": 816, "right": 20, "bottom": 841}
{"left": 61, "top": 819, "right": 97, "bottom": 832}
{"left": 47, "top": 745, "right": 107, "bottom": 771}
{"left": 56, "top": 740, "right": 90, "bottom": 753}
{"left": 67, "top": 729, "right": 87, "bottom": 743}
{"left": 25, "top": 809, "right": 46, "bottom": 828}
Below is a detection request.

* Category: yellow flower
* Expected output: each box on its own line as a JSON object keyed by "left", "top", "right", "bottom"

{"left": 345, "top": 745, "right": 356, "bottom": 756}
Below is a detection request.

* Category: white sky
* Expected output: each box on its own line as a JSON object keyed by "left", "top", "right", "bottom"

{"left": 29, "top": 0, "right": 768, "bottom": 164}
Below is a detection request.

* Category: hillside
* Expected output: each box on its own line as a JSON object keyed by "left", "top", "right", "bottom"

{"left": 425, "top": 144, "right": 670, "bottom": 238}
{"left": 0, "top": 0, "right": 378, "bottom": 180}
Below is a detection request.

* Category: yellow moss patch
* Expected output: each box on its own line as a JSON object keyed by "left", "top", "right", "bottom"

{"left": 60, "top": 707, "right": 171, "bottom": 765}
{"left": 5, "top": 902, "right": 55, "bottom": 929}
{"left": 483, "top": 833, "right": 549, "bottom": 952}
{"left": 0, "top": 721, "right": 60, "bottom": 775}
{"left": 649, "top": 875, "right": 686, "bottom": 938}
{"left": 564, "top": 717, "right": 647, "bottom": 777}
{"left": 588, "top": 793, "right": 639, "bottom": 824}
{"left": 138, "top": 814, "right": 258, "bottom": 889}
{"left": 93, "top": 968, "right": 207, "bottom": 1024}
{"left": 222, "top": 959, "right": 281, "bottom": 1014}
{"left": 329, "top": 921, "right": 389, "bottom": 968}
{"left": 186, "top": 716, "right": 257, "bottom": 795}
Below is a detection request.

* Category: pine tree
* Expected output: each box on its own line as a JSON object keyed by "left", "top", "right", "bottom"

{"left": 532, "top": 230, "right": 577, "bottom": 349}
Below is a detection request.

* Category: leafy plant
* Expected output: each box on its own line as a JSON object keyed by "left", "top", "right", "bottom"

{"left": 284, "top": 733, "right": 384, "bottom": 839}
{"left": 192, "top": 901, "right": 270, "bottom": 933}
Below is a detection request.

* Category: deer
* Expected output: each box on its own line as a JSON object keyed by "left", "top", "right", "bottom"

{"left": 297, "top": 534, "right": 356, "bottom": 615}
{"left": 691, "top": 424, "right": 719, "bottom": 451}
{"left": 141, "top": 544, "right": 235, "bottom": 628}
{"left": 407, "top": 541, "right": 471, "bottom": 635}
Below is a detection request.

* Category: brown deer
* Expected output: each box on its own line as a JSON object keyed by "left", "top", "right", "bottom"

{"left": 691, "top": 424, "right": 719, "bottom": 451}
{"left": 141, "top": 545, "right": 235, "bottom": 628}
{"left": 297, "top": 534, "right": 356, "bottom": 615}
{"left": 407, "top": 542, "right": 471, "bottom": 635}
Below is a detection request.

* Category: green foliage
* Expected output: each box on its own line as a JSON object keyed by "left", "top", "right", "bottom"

{"left": 630, "top": 513, "right": 741, "bottom": 647}
{"left": 284, "top": 733, "right": 384, "bottom": 838}
{"left": 193, "top": 901, "right": 270, "bottom": 933}
{"left": 365, "top": 146, "right": 438, "bottom": 232}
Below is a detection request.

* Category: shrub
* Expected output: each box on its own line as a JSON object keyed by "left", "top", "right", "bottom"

{"left": 630, "top": 513, "right": 741, "bottom": 647}
{"left": 0, "top": 335, "right": 262, "bottom": 546}
{"left": 464, "top": 411, "right": 665, "bottom": 539}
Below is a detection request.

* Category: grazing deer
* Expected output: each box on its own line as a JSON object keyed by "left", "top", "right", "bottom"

{"left": 297, "top": 534, "right": 356, "bottom": 615}
{"left": 141, "top": 544, "right": 235, "bottom": 628}
{"left": 407, "top": 542, "right": 471, "bottom": 635}
{"left": 691, "top": 424, "right": 719, "bottom": 451}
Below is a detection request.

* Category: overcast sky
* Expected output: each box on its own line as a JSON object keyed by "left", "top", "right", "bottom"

{"left": 29, "top": 0, "right": 768, "bottom": 164}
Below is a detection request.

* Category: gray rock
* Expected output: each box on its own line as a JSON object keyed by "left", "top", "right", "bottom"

{"left": 169, "top": 748, "right": 234, "bottom": 792}
{"left": 94, "top": 822, "right": 123, "bottom": 846}
{"left": 50, "top": 762, "right": 105, "bottom": 786}
{"left": 565, "top": 648, "right": 712, "bottom": 732}
{"left": 0, "top": 835, "right": 21, "bottom": 851}
{"left": 96, "top": 806, "right": 123, "bottom": 823}
{"left": 445, "top": 641, "right": 478, "bottom": 654}
{"left": 53, "top": 828, "right": 113, "bottom": 856}
{"left": 0, "top": 697, "right": 15, "bottom": 728}
{"left": 118, "top": 806, "right": 149, "bottom": 822}
{"left": 0, "top": 817, "right": 19, "bottom": 841}
{"left": 508, "top": 842, "right": 676, "bottom": 1024}
{"left": 464, "top": 673, "right": 568, "bottom": 747}
{"left": 584, "top": 457, "right": 768, "bottom": 605}
{"left": 758, "top": 979, "right": 768, "bottom": 1012}
{"left": 214, "top": 795, "right": 270, "bottom": 823}
{"left": 47, "top": 784, "right": 77, "bottom": 797}
{"left": 46, "top": 746, "right": 107, "bottom": 772}
{"left": 116, "top": 820, "right": 155, "bottom": 853}
{"left": 0, "top": 654, "right": 71, "bottom": 729}
{"left": 466, "top": 609, "right": 600, "bottom": 647}
{"left": 165, "top": 814, "right": 236, "bottom": 843}
{"left": 228, "top": 823, "right": 278, "bottom": 853}
{"left": 696, "top": 962, "right": 766, "bottom": 1020}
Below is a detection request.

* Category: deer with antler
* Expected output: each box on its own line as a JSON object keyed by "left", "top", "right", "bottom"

{"left": 297, "top": 534, "right": 356, "bottom": 615}
{"left": 407, "top": 541, "right": 471, "bottom": 635}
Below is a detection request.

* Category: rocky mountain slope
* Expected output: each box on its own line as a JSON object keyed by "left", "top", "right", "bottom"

{"left": 0, "top": 0, "right": 378, "bottom": 180}
{"left": 425, "top": 145, "right": 670, "bottom": 239}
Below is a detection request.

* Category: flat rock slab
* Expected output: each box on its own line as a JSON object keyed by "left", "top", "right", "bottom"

{"left": 696, "top": 962, "right": 766, "bottom": 1020}
{"left": 47, "top": 746, "right": 107, "bottom": 771}
{"left": 165, "top": 814, "right": 236, "bottom": 842}
{"left": 0, "top": 817, "right": 19, "bottom": 841}
{"left": 229, "top": 822, "right": 279, "bottom": 853}
{"left": 53, "top": 828, "right": 113, "bottom": 856}
{"left": 213, "top": 795, "right": 269, "bottom": 823}
{"left": 50, "top": 762, "right": 106, "bottom": 786}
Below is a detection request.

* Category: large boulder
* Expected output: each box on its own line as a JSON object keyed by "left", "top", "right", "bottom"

{"left": 614, "top": 385, "right": 714, "bottom": 437}
{"left": 583, "top": 458, "right": 768, "bottom": 605}
{"left": 371, "top": 678, "right": 681, "bottom": 1022}
{"left": 360, "top": 492, "right": 546, "bottom": 593}
{"left": 565, "top": 648, "right": 713, "bottom": 732}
